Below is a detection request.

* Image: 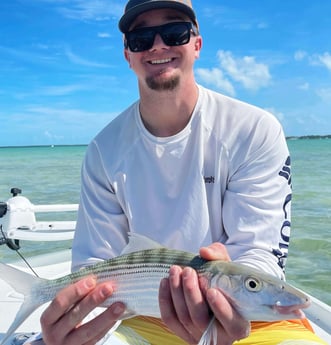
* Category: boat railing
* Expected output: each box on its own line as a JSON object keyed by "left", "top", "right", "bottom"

{"left": 0, "top": 188, "right": 78, "bottom": 244}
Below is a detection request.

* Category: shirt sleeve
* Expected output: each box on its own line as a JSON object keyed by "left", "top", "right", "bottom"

{"left": 223, "top": 113, "right": 291, "bottom": 280}
{"left": 71, "top": 140, "right": 129, "bottom": 272}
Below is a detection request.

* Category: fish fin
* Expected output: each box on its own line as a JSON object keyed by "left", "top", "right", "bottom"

{"left": 0, "top": 262, "right": 39, "bottom": 295}
{"left": 121, "top": 233, "right": 163, "bottom": 255}
{"left": 0, "top": 295, "right": 42, "bottom": 345}
{"left": 0, "top": 263, "right": 46, "bottom": 345}
{"left": 118, "top": 309, "right": 138, "bottom": 320}
{"left": 198, "top": 317, "right": 218, "bottom": 345}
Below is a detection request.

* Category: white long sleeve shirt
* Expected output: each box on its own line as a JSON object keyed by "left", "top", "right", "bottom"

{"left": 72, "top": 85, "right": 292, "bottom": 279}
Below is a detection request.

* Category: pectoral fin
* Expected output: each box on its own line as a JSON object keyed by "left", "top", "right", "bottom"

{"left": 198, "top": 317, "right": 217, "bottom": 345}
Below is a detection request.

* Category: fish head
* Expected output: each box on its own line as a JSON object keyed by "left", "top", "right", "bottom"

{"left": 207, "top": 261, "right": 310, "bottom": 321}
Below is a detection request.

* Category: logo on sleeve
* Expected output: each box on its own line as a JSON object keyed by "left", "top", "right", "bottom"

{"left": 279, "top": 156, "right": 291, "bottom": 186}
{"left": 274, "top": 155, "right": 292, "bottom": 271}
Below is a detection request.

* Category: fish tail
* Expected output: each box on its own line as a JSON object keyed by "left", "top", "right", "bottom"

{"left": 198, "top": 317, "right": 218, "bottom": 345}
{"left": 0, "top": 263, "right": 46, "bottom": 345}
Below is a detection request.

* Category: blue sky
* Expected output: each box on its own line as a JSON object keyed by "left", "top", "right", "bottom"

{"left": 1, "top": 0, "right": 330, "bottom": 146}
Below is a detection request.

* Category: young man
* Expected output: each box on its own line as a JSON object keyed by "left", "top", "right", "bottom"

{"left": 32, "top": 1, "right": 326, "bottom": 344}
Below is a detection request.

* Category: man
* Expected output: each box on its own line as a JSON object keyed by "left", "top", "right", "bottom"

{"left": 32, "top": 1, "right": 326, "bottom": 344}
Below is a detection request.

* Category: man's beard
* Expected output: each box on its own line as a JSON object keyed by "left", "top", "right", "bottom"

{"left": 146, "top": 75, "right": 180, "bottom": 91}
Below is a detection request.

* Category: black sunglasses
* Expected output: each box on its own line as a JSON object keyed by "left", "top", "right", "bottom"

{"left": 125, "top": 21, "right": 198, "bottom": 53}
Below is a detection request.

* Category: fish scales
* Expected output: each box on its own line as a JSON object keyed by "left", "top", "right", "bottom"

{"left": 68, "top": 248, "right": 207, "bottom": 286}
{"left": 11, "top": 249, "right": 204, "bottom": 325}
{"left": 32, "top": 249, "right": 208, "bottom": 315}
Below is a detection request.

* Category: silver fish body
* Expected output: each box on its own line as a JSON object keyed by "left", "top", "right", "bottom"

{"left": 0, "top": 247, "right": 310, "bottom": 345}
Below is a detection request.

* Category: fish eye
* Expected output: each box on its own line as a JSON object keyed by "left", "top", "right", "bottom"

{"left": 244, "top": 277, "right": 262, "bottom": 292}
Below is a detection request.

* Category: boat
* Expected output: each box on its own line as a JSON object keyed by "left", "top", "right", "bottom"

{"left": 0, "top": 189, "right": 330, "bottom": 345}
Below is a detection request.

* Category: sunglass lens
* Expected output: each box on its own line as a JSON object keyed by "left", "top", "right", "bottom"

{"left": 128, "top": 30, "right": 154, "bottom": 52}
{"left": 162, "top": 23, "right": 190, "bottom": 46}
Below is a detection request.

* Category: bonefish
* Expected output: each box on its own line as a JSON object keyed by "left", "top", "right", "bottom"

{"left": 0, "top": 234, "right": 310, "bottom": 345}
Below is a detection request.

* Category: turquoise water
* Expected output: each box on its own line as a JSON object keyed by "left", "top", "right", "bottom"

{"left": 286, "top": 139, "right": 331, "bottom": 305}
{"left": 0, "top": 140, "right": 330, "bottom": 305}
{"left": 0, "top": 146, "right": 84, "bottom": 262}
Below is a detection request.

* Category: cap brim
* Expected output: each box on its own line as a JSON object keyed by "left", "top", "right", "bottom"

{"left": 119, "top": 1, "right": 197, "bottom": 33}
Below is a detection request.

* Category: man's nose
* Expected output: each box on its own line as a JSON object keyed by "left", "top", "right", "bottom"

{"left": 150, "top": 33, "right": 168, "bottom": 50}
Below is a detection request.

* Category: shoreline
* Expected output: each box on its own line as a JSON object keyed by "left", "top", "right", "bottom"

{"left": 1, "top": 135, "right": 331, "bottom": 149}
{"left": 286, "top": 134, "right": 331, "bottom": 140}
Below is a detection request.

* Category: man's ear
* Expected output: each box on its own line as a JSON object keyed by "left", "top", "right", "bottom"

{"left": 194, "top": 36, "right": 202, "bottom": 59}
{"left": 124, "top": 49, "right": 131, "bottom": 68}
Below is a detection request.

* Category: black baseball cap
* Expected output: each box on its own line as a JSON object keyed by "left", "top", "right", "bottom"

{"left": 119, "top": 0, "right": 198, "bottom": 33}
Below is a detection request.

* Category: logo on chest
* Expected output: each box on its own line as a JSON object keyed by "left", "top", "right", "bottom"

{"left": 204, "top": 176, "right": 215, "bottom": 184}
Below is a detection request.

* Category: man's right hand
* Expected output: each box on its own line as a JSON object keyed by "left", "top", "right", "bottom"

{"left": 39, "top": 277, "right": 125, "bottom": 345}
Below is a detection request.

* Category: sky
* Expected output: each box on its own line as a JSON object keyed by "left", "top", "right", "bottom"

{"left": 0, "top": 0, "right": 330, "bottom": 147}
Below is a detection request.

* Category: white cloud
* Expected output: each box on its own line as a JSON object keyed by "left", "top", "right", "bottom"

{"left": 22, "top": 105, "right": 116, "bottom": 142}
{"left": 41, "top": 83, "right": 89, "bottom": 96}
{"left": 316, "top": 88, "right": 331, "bottom": 102}
{"left": 196, "top": 50, "right": 271, "bottom": 95}
{"left": 56, "top": 0, "right": 123, "bottom": 21}
{"left": 309, "top": 52, "right": 331, "bottom": 72}
{"left": 257, "top": 22, "right": 269, "bottom": 29}
{"left": 98, "top": 32, "right": 110, "bottom": 38}
{"left": 195, "top": 68, "right": 235, "bottom": 96}
{"left": 44, "top": 130, "right": 63, "bottom": 141}
{"left": 294, "top": 50, "right": 307, "bottom": 61}
{"left": 201, "top": 6, "right": 269, "bottom": 31}
{"left": 264, "top": 107, "right": 285, "bottom": 122}
{"left": 27, "top": 105, "right": 90, "bottom": 120}
{"left": 298, "top": 82, "right": 310, "bottom": 90}
{"left": 217, "top": 50, "right": 271, "bottom": 90}
{"left": 318, "top": 52, "right": 331, "bottom": 72}
{"left": 0, "top": 45, "right": 57, "bottom": 65}
{"left": 65, "top": 47, "right": 110, "bottom": 68}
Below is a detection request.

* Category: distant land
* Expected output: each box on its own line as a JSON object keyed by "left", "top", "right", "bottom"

{"left": 0, "top": 136, "right": 330, "bottom": 149}
{"left": 286, "top": 135, "right": 331, "bottom": 140}
{"left": 0, "top": 144, "right": 88, "bottom": 149}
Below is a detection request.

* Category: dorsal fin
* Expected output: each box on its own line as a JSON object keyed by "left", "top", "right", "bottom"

{"left": 121, "top": 233, "right": 164, "bottom": 255}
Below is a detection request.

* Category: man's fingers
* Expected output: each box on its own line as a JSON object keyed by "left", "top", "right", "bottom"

{"left": 159, "top": 273, "right": 196, "bottom": 344}
{"left": 207, "top": 288, "right": 250, "bottom": 341}
{"left": 182, "top": 267, "right": 210, "bottom": 332}
{"left": 199, "top": 242, "right": 231, "bottom": 261}
{"left": 68, "top": 302, "right": 125, "bottom": 345}
{"left": 159, "top": 277, "right": 175, "bottom": 322}
{"left": 61, "top": 282, "right": 114, "bottom": 330}
{"left": 168, "top": 266, "right": 190, "bottom": 324}
{"left": 40, "top": 278, "right": 121, "bottom": 345}
{"left": 41, "top": 277, "right": 97, "bottom": 327}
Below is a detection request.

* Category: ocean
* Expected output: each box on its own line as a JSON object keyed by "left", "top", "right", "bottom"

{"left": 0, "top": 140, "right": 330, "bottom": 305}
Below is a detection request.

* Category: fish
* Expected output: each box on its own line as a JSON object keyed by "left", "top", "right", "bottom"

{"left": 0, "top": 234, "right": 310, "bottom": 345}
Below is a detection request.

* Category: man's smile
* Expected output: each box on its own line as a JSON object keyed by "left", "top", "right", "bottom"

{"left": 149, "top": 58, "right": 174, "bottom": 65}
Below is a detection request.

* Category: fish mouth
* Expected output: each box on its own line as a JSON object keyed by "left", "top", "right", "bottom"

{"left": 271, "top": 299, "right": 311, "bottom": 319}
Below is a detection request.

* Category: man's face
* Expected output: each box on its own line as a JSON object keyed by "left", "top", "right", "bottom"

{"left": 124, "top": 8, "right": 202, "bottom": 92}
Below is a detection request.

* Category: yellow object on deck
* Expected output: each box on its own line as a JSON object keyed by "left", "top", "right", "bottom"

{"left": 115, "top": 317, "right": 328, "bottom": 345}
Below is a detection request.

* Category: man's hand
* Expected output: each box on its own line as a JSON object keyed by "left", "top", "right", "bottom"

{"left": 39, "top": 277, "right": 125, "bottom": 345}
{"left": 159, "top": 243, "right": 250, "bottom": 345}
